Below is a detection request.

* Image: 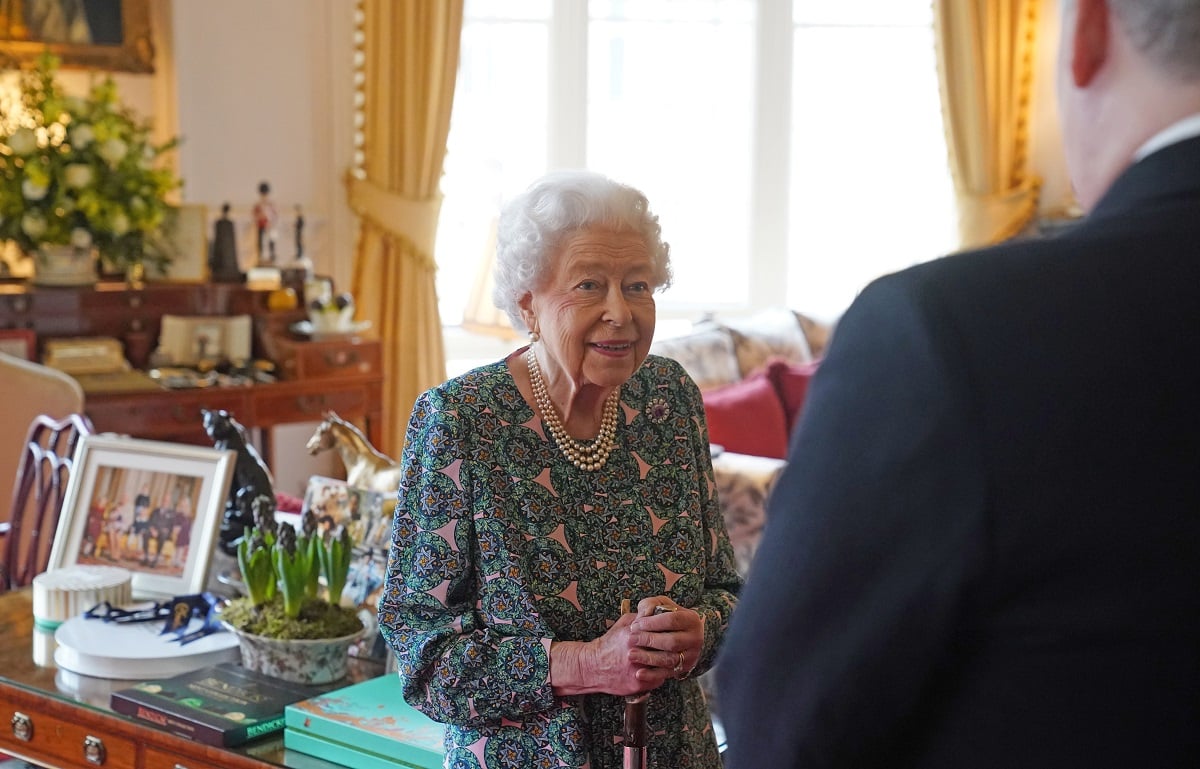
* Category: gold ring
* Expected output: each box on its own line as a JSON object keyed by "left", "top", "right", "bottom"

{"left": 674, "top": 651, "right": 685, "bottom": 672}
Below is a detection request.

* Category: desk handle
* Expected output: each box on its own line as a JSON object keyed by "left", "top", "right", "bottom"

{"left": 84, "top": 734, "right": 107, "bottom": 765}
{"left": 11, "top": 711, "right": 32, "bottom": 741}
{"left": 323, "top": 350, "right": 359, "bottom": 368}
{"left": 296, "top": 395, "right": 328, "bottom": 413}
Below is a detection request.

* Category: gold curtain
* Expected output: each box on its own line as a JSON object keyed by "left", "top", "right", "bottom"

{"left": 348, "top": 0, "right": 463, "bottom": 456}
{"left": 935, "top": 0, "right": 1042, "bottom": 247}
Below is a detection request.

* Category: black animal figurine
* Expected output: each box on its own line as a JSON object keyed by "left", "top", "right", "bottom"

{"left": 202, "top": 408, "right": 276, "bottom": 555}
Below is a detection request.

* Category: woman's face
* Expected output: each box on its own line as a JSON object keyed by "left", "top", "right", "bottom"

{"left": 521, "top": 227, "right": 658, "bottom": 392}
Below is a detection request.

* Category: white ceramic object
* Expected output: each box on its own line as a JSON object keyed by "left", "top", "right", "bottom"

{"left": 222, "top": 623, "right": 365, "bottom": 685}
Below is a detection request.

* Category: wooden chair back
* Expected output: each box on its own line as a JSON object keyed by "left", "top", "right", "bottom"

{"left": 1, "top": 413, "right": 95, "bottom": 592}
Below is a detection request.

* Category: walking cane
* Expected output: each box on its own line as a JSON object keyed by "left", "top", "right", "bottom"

{"left": 620, "top": 600, "right": 675, "bottom": 768}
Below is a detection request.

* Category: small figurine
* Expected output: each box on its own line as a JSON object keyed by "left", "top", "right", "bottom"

{"left": 202, "top": 408, "right": 275, "bottom": 555}
{"left": 252, "top": 181, "right": 278, "bottom": 264}
{"left": 209, "top": 203, "right": 242, "bottom": 282}
{"left": 294, "top": 204, "right": 305, "bottom": 261}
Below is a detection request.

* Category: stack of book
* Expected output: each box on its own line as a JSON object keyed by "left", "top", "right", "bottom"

{"left": 110, "top": 662, "right": 334, "bottom": 746}
{"left": 285, "top": 674, "right": 444, "bottom": 769}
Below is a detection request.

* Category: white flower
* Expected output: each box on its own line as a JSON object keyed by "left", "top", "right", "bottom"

{"left": 21, "top": 212, "right": 47, "bottom": 239}
{"left": 70, "top": 227, "right": 93, "bottom": 249}
{"left": 21, "top": 179, "right": 49, "bottom": 201}
{"left": 6, "top": 127, "right": 38, "bottom": 155}
{"left": 97, "top": 138, "right": 128, "bottom": 166}
{"left": 64, "top": 163, "right": 94, "bottom": 189}
{"left": 69, "top": 123, "right": 95, "bottom": 150}
{"left": 111, "top": 212, "right": 130, "bottom": 236}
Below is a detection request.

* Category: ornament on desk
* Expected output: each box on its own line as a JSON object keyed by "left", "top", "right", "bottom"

{"left": 209, "top": 203, "right": 242, "bottom": 282}
{"left": 253, "top": 181, "right": 279, "bottom": 265}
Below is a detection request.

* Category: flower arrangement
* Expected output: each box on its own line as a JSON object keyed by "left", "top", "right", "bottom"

{"left": 220, "top": 507, "right": 362, "bottom": 641}
{"left": 0, "top": 52, "right": 181, "bottom": 275}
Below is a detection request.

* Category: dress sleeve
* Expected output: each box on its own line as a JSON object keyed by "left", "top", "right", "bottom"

{"left": 715, "top": 276, "right": 988, "bottom": 768}
{"left": 679, "top": 371, "right": 742, "bottom": 678}
{"left": 377, "top": 389, "right": 557, "bottom": 726}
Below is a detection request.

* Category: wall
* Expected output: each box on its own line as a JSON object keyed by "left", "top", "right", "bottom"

{"left": 165, "top": 0, "right": 359, "bottom": 495}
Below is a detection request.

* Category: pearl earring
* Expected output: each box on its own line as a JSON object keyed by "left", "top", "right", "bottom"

{"left": 529, "top": 330, "right": 540, "bottom": 342}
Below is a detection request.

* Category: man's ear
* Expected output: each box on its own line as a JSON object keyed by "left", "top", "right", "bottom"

{"left": 1071, "top": 0, "right": 1110, "bottom": 87}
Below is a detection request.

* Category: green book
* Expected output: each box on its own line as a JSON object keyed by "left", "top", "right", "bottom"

{"left": 110, "top": 662, "right": 332, "bottom": 747}
{"left": 285, "top": 674, "right": 444, "bottom": 769}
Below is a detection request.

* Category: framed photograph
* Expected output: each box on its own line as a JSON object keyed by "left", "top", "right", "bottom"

{"left": 0, "top": 0, "right": 155, "bottom": 73}
{"left": 149, "top": 204, "right": 209, "bottom": 283}
{"left": 299, "top": 475, "right": 394, "bottom": 663}
{"left": 0, "top": 328, "right": 36, "bottom": 360}
{"left": 157, "top": 313, "right": 252, "bottom": 366}
{"left": 49, "top": 435, "right": 236, "bottom": 600}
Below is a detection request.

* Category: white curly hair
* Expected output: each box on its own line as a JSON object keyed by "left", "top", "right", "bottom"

{"left": 492, "top": 170, "right": 672, "bottom": 331}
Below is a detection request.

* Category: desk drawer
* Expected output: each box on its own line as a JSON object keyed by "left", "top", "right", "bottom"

{"left": 271, "top": 338, "right": 381, "bottom": 381}
{"left": 255, "top": 383, "right": 373, "bottom": 424}
{"left": 2, "top": 701, "right": 137, "bottom": 769}
{"left": 88, "top": 390, "right": 251, "bottom": 442}
{"left": 142, "top": 744, "right": 230, "bottom": 769}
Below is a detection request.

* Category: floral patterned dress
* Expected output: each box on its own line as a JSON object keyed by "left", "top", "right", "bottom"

{"left": 378, "top": 352, "right": 741, "bottom": 769}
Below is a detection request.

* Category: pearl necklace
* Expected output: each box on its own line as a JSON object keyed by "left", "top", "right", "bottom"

{"left": 524, "top": 347, "right": 620, "bottom": 471}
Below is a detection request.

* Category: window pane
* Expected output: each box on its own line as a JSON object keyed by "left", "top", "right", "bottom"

{"left": 788, "top": 14, "right": 956, "bottom": 319}
{"left": 794, "top": 0, "right": 931, "bottom": 27}
{"left": 587, "top": 0, "right": 755, "bottom": 308}
{"left": 436, "top": 5, "right": 550, "bottom": 325}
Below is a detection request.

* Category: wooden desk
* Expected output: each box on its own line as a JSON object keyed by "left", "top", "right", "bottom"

{"left": 83, "top": 373, "right": 383, "bottom": 468}
{"left": 0, "top": 280, "right": 385, "bottom": 465}
{"left": 0, "top": 589, "right": 384, "bottom": 769}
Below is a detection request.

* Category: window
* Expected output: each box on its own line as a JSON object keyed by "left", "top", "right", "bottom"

{"left": 436, "top": 0, "right": 955, "bottom": 352}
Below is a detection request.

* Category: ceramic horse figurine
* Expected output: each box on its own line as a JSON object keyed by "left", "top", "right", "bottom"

{"left": 202, "top": 408, "right": 276, "bottom": 555}
{"left": 306, "top": 411, "right": 401, "bottom": 494}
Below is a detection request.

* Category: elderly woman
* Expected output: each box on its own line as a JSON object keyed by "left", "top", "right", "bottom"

{"left": 378, "top": 170, "right": 740, "bottom": 768}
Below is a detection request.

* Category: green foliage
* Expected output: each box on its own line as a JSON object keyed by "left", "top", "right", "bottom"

{"left": 227, "top": 517, "right": 359, "bottom": 635}
{"left": 236, "top": 528, "right": 276, "bottom": 606}
{"left": 272, "top": 523, "right": 313, "bottom": 619}
{"left": 318, "top": 526, "right": 354, "bottom": 605}
{"left": 0, "top": 52, "right": 182, "bottom": 272}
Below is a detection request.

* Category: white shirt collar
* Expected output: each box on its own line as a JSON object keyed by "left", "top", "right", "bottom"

{"left": 1134, "top": 113, "right": 1200, "bottom": 161}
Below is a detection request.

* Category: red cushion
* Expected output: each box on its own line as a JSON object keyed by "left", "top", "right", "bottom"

{"left": 766, "top": 357, "right": 821, "bottom": 434}
{"left": 702, "top": 372, "right": 790, "bottom": 459}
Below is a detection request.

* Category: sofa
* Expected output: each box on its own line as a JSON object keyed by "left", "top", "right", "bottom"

{"left": 648, "top": 307, "right": 830, "bottom": 577}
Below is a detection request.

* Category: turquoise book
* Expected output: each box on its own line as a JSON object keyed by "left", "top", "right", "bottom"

{"left": 284, "top": 674, "right": 445, "bottom": 769}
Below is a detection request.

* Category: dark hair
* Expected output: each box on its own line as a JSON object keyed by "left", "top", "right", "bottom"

{"left": 1109, "top": 0, "right": 1200, "bottom": 80}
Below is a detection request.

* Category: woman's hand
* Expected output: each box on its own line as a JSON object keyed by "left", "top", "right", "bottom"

{"left": 627, "top": 597, "right": 705, "bottom": 681}
{"left": 548, "top": 597, "right": 705, "bottom": 696}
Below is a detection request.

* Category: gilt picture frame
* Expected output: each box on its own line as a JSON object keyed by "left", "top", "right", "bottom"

{"left": 49, "top": 435, "right": 235, "bottom": 600}
{"left": 0, "top": 0, "right": 155, "bottom": 73}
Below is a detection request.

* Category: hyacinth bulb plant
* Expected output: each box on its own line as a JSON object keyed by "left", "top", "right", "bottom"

{"left": 220, "top": 506, "right": 362, "bottom": 641}
{"left": 0, "top": 52, "right": 181, "bottom": 275}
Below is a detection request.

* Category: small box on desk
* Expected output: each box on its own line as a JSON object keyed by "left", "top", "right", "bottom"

{"left": 268, "top": 335, "right": 382, "bottom": 381}
{"left": 285, "top": 674, "right": 444, "bottom": 769}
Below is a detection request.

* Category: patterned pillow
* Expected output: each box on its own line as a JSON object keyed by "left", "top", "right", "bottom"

{"left": 649, "top": 323, "right": 741, "bottom": 391}
{"left": 724, "top": 307, "right": 813, "bottom": 377}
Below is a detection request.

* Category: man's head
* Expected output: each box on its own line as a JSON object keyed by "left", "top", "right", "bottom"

{"left": 1057, "top": 0, "right": 1200, "bottom": 209}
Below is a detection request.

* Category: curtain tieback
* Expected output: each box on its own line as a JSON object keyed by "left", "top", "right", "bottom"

{"left": 958, "top": 176, "right": 1042, "bottom": 246}
{"left": 346, "top": 175, "right": 443, "bottom": 258}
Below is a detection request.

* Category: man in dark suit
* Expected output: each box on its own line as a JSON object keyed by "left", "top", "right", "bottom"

{"left": 716, "top": 1, "right": 1200, "bottom": 767}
